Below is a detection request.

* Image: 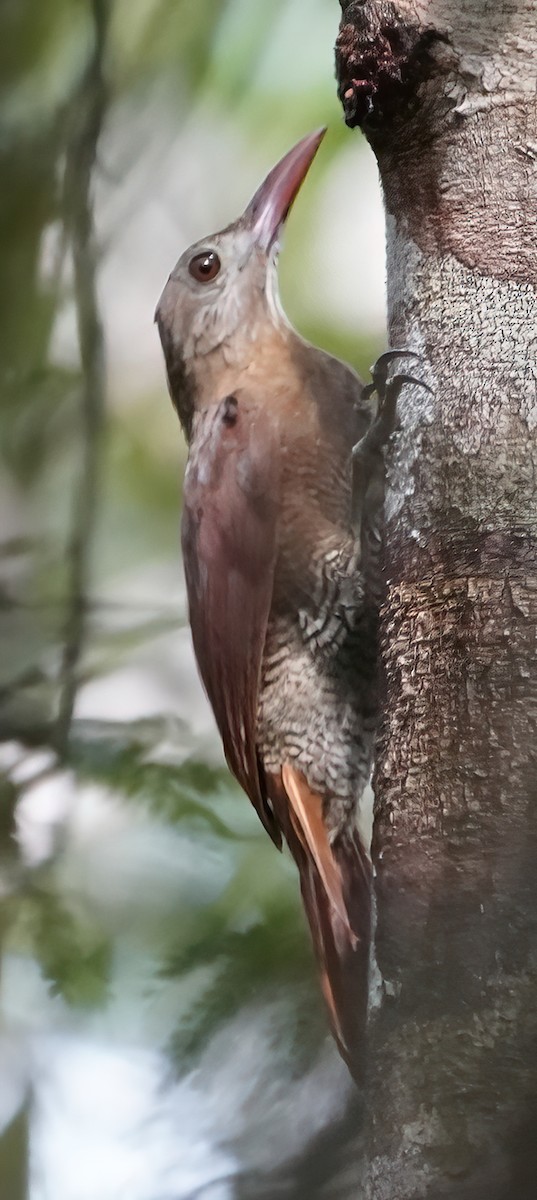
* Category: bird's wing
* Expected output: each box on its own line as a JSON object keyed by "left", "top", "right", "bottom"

{"left": 181, "top": 392, "right": 281, "bottom": 846}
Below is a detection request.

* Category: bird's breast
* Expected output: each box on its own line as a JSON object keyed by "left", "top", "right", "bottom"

{"left": 258, "top": 547, "right": 378, "bottom": 836}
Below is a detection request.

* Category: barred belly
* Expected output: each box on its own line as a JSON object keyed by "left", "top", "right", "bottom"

{"left": 258, "top": 605, "right": 379, "bottom": 836}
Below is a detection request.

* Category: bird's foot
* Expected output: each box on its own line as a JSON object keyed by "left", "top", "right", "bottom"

{"left": 361, "top": 349, "right": 431, "bottom": 438}
{"left": 351, "top": 350, "right": 431, "bottom": 535}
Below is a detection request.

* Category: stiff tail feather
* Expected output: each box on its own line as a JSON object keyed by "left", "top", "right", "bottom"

{"left": 271, "top": 764, "right": 372, "bottom": 1081}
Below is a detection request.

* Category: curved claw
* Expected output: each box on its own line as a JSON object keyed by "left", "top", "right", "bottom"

{"left": 370, "top": 373, "right": 433, "bottom": 430}
{"left": 362, "top": 351, "right": 431, "bottom": 406}
{"left": 361, "top": 381, "right": 376, "bottom": 401}
{"left": 387, "top": 373, "right": 433, "bottom": 396}
{"left": 368, "top": 348, "right": 423, "bottom": 388}
{"left": 369, "top": 348, "right": 422, "bottom": 371}
{"left": 356, "top": 373, "right": 432, "bottom": 462}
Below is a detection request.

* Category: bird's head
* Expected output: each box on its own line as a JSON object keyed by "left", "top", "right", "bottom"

{"left": 156, "top": 129, "right": 326, "bottom": 379}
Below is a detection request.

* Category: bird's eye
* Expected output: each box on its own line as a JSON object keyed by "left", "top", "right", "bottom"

{"left": 188, "top": 251, "right": 221, "bottom": 283}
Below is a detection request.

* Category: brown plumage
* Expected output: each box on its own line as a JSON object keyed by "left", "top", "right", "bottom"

{"left": 156, "top": 130, "right": 389, "bottom": 1078}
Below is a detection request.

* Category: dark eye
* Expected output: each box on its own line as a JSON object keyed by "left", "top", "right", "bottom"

{"left": 188, "top": 250, "right": 221, "bottom": 283}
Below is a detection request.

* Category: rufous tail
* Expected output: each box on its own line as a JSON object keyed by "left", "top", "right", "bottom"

{"left": 270, "top": 764, "right": 372, "bottom": 1081}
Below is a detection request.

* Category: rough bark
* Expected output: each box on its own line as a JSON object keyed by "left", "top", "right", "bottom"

{"left": 336, "top": 3, "right": 537, "bottom": 1197}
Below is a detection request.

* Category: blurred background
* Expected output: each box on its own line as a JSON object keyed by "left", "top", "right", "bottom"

{"left": 0, "top": 1, "right": 385, "bottom": 1196}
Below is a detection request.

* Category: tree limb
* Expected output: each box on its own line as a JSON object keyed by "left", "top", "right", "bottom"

{"left": 56, "top": 0, "right": 109, "bottom": 754}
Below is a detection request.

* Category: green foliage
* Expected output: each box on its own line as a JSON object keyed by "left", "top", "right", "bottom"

{"left": 71, "top": 726, "right": 244, "bottom": 840}
{"left": 21, "top": 887, "right": 112, "bottom": 1008}
{"left": 0, "top": 871, "right": 108, "bottom": 1008}
{"left": 168, "top": 913, "right": 322, "bottom": 1070}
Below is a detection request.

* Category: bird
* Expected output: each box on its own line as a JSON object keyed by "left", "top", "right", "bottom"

{"left": 155, "top": 128, "right": 417, "bottom": 1078}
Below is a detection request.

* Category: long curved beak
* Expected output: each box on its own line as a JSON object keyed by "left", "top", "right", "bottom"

{"left": 242, "top": 128, "right": 326, "bottom": 253}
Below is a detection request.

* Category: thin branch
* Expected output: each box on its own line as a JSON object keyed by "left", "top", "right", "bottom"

{"left": 55, "top": 0, "right": 109, "bottom": 755}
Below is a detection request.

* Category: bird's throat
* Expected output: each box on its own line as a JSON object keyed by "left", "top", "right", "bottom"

{"left": 185, "top": 321, "right": 294, "bottom": 426}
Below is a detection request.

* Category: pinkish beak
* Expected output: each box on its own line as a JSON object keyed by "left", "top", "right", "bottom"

{"left": 243, "top": 128, "right": 327, "bottom": 253}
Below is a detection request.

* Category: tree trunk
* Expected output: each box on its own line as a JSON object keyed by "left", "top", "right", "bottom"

{"left": 336, "top": 3, "right": 537, "bottom": 1197}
